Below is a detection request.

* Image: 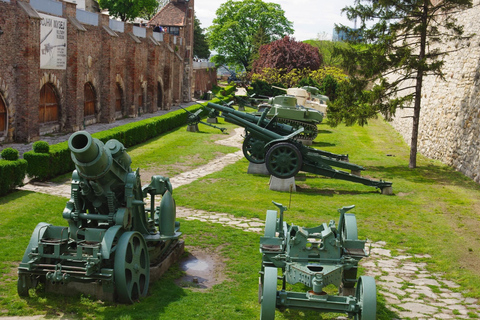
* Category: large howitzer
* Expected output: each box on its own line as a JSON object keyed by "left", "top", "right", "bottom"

{"left": 207, "top": 102, "right": 392, "bottom": 193}
{"left": 259, "top": 202, "right": 376, "bottom": 319}
{"left": 18, "top": 131, "right": 181, "bottom": 303}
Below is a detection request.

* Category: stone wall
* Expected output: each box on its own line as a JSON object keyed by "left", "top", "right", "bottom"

{"left": 0, "top": 0, "right": 193, "bottom": 143}
{"left": 389, "top": 0, "right": 480, "bottom": 183}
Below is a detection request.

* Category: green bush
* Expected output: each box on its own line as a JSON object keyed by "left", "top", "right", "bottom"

{"left": 32, "top": 140, "right": 50, "bottom": 153}
{"left": 22, "top": 89, "right": 234, "bottom": 181}
{"left": 0, "top": 159, "right": 27, "bottom": 196}
{"left": 1, "top": 147, "right": 19, "bottom": 161}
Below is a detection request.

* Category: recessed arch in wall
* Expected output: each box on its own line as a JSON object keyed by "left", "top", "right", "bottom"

{"left": 0, "top": 93, "right": 6, "bottom": 134}
{"left": 84, "top": 82, "right": 96, "bottom": 117}
{"left": 39, "top": 83, "right": 59, "bottom": 123}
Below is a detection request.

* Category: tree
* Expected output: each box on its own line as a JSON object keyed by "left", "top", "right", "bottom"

{"left": 207, "top": 0, "right": 294, "bottom": 72}
{"left": 251, "top": 36, "right": 322, "bottom": 75}
{"left": 193, "top": 16, "right": 210, "bottom": 59}
{"left": 98, "top": 0, "right": 158, "bottom": 22}
{"left": 331, "top": 0, "right": 472, "bottom": 168}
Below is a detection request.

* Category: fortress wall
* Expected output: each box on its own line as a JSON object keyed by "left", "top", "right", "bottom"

{"left": 0, "top": 0, "right": 192, "bottom": 143}
{"left": 389, "top": 0, "right": 480, "bottom": 182}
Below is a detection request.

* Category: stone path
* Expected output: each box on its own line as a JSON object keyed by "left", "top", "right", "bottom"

{"left": 15, "top": 117, "right": 480, "bottom": 319}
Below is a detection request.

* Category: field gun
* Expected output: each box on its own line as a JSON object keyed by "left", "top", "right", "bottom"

{"left": 18, "top": 131, "right": 182, "bottom": 303}
{"left": 207, "top": 102, "right": 392, "bottom": 193}
{"left": 259, "top": 202, "right": 376, "bottom": 319}
{"left": 179, "top": 105, "right": 226, "bottom": 133}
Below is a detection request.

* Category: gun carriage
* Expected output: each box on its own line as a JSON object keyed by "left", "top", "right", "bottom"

{"left": 18, "top": 131, "right": 181, "bottom": 303}
{"left": 206, "top": 102, "right": 392, "bottom": 193}
{"left": 259, "top": 202, "right": 376, "bottom": 319}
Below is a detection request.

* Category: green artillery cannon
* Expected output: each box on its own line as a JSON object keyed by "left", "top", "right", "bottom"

{"left": 259, "top": 202, "right": 376, "bottom": 319}
{"left": 254, "top": 94, "right": 324, "bottom": 141}
{"left": 206, "top": 102, "right": 392, "bottom": 193}
{"left": 18, "top": 131, "right": 181, "bottom": 303}
{"left": 180, "top": 105, "right": 227, "bottom": 133}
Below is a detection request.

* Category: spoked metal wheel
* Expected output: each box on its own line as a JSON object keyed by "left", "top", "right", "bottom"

{"left": 242, "top": 134, "right": 267, "bottom": 164}
{"left": 354, "top": 276, "right": 377, "bottom": 320}
{"left": 114, "top": 231, "right": 150, "bottom": 303}
{"left": 265, "top": 142, "right": 302, "bottom": 179}
{"left": 260, "top": 267, "right": 278, "bottom": 320}
{"left": 340, "top": 214, "right": 359, "bottom": 296}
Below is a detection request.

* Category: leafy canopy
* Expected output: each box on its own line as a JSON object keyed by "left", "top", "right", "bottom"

{"left": 331, "top": 0, "right": 472, "bottom": 168}
{"left": 207, "top": 0, "right": 294, "bottom": 71}
{"left": 99, "top": 0, "right": 158, "bottom": 22}
{"left": 193, "top": 15, "right": 210, "bottom": 59}
{"left": 251, "top": 36, "right": 323, "bottom": 75}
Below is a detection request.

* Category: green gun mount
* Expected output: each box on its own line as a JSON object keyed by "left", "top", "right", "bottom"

{"left": 207, "top": 102, "right": 392, "bottom": 194}
{"left": 259, "top": 202, "right": 376, "bottom": 320}
{"left": 179, "top": 104, "right": 227, "bottom": 133}
{"left": 18, "top": 131, "right": 181, "bottom": 303}
{"left": 254, "top": 94, "right": 324, "bottom": 141}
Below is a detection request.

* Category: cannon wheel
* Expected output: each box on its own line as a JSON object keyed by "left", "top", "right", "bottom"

{"left": 17, "top": 274, "right": 38, "bottom": 297}
{"left": 340, "top": 214, "right": 359, "bottom": 296}
{"left": 265, "top": 142, "right": 302, "bottom": 179}
{"left": 242, "top": 134, "right": 266, "bottom": 164}
{"left": 354, "top": 276, "right": 377, "bottom": 320}
{"left": 114, "top": 231, "right": 150, "bottom": 303}
{"left": 260, "top": 267, "right": 277, "bottom": 320}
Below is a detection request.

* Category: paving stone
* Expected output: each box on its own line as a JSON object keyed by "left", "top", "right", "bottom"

{"left": 411, "top": 278, "right": 441, "bottom": 286}
{"left": 398, "top": 302, "right": 438, "bottom": 314}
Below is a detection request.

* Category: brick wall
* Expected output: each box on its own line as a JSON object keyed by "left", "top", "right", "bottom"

{"left": 0, "top": 0, "right": 193, "bottom": 143}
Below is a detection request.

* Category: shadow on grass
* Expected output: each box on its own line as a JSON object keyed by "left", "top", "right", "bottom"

{"left": 311, "top": 141, "right": 337, "bottom": 148}
{"left": 367, "top": 164, "right": 480, "bottom": 190}
{"left": 296, "top": 185, "right": 380, "bottom": 196}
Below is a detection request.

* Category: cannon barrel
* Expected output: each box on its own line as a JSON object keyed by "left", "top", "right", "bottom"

{"left": 68, "top": 131, "right": 131, "bottom": 181}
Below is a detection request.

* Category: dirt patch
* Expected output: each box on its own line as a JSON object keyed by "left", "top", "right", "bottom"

{"left": 175, "top": 246, "right": 227, "bottom": 290}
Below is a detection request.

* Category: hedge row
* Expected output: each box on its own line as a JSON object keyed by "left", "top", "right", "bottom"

{"left": 0, "top": 159, "right": 27, "bottom": 196}
{"left": 23, "top": 92, "right": 234, "bottom": 181}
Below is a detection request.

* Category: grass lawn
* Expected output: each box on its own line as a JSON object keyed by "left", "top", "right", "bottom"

{"left": 1, "top": 114, "right": 479, "bottom": 319}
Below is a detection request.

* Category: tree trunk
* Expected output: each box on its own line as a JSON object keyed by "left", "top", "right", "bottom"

{"left": 409, "top": 0, "right": 429, "bottom": 169}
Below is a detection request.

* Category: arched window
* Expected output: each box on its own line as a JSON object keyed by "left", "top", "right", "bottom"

{"left": 39, "top": 83, "right": 59, "bottom": 123}
{"left": 0, "top": 95, "right": 6, "bottom": 133}
{"left": 84, "top": 82, "right": 96, "bottom": 117}
{"left": 115, "top": 84, "right": 123, "bottom": 113}
{"left": 157, "top": 82, "right": 163, "bottom": 110}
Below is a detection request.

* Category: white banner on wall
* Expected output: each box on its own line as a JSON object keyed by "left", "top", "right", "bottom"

{"left": 39, "top": 13, "right": 67, "bottom": 70}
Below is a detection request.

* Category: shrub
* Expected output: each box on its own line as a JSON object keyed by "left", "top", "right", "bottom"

{"left": 22, "top": 87, "right": 235, "bottom": 181}
{"left": 0, "top": 159, "right": 27, "bottom": 196}
{"left": 33, "top": 140, "right": 50, "bottom": 153}
{"left": 1, "top": 148, "right": 19, "bottom": 161}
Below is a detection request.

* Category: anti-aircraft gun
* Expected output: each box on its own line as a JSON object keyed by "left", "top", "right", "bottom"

{"left": 259, "top": 202, "right": 376, "bottom": 319}
{"left": 207, "top": 102, "right": 393, "bottom": 194}
{"left": 18, "top": 131, "right": 181, "bottom": 303}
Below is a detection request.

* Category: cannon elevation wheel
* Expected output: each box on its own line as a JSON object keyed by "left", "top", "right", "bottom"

{"left": 260, "top": 267, "right": 277, "bottom": 320}
{"left": 265, "top": 142, "right": 302, "bottom": 179}
{"left": 354, "top": 276, "right": 377, "bottom": 320}
{"left": 114, "top": 231, "right": 150, "bottom": 303}
{"left": 242, "top": 134, "right": 267, "bottom": 164}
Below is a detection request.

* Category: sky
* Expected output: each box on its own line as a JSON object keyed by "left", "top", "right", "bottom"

{"left": 194, "top": 0, "right": 356, "bottom": 41}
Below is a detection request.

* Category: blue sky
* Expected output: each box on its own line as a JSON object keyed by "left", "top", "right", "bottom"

{"left": 194, "top": 0, "right": 356, "bottom": 41}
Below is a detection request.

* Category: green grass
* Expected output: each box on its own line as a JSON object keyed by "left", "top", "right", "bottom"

{"left": 1, "top": 115, "right": 480, "bottom": 318}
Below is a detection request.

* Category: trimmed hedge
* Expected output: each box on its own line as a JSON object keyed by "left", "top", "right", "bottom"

{"left": 0, "top": 159, "right": 27, "bottom": 196}
{"left": 23, "top": 92, "right": 234, "bottom": 181}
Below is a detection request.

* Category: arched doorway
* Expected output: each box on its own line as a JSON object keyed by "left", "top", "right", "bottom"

{"left": 157, "top": 82, "right": 163, "bottom": 110}
{"left": 84, "top": 82, "right": 96, "bottom": 117}
{"left": 115, "top": 84, "right": 123, "bottom": 113}
{"left": 39, "top": 83, "right": 59, "bottom": 123}
{"left": 0, "top": 94, "right": 6, "bottom": 134}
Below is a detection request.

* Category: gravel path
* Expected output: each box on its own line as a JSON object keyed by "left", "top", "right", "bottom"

{"left": 14, "top": 114, "right": 480, "bottom": 320}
